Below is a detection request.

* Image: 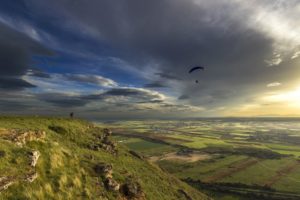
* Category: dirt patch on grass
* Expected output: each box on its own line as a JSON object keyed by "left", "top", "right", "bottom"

{"left": 263, "top": 160, "right": 300, "bottom": 187}
{"left": 203, "top": 157, "right": 260, "bottom": 183}
{"left": 149, "top": 152, "right": 211, "bottom": 163}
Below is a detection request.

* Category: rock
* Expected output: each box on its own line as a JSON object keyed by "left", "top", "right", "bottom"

{"left": 94, "top": 163, "right": 113, "bottom": 178}
{"left": 88, "top": 143, "right": 101, "bottom": 151}
{"left": 103, "top": 128, "right": 112, "bottom": 137}
{"left": 0, "top": 177, "right": 14, "bottom": 192}
{"left": 30, "top": 150, "right": 40, "bottom": 167}
{"left": 5, "top": 129, "right": 46, "bottom": 146}
{"left": 105, "top": 177, "right": 120, "bottom": 191}
{"left": 26, "top": 171, "right": 38, "bottom": 183}
{"left": 122, "top": 179, "right": 144, "bottom": 199}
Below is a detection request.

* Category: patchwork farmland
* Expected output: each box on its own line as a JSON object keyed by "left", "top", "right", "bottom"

{"left": 100, "top": 118, "right": 300, "bottom": 200}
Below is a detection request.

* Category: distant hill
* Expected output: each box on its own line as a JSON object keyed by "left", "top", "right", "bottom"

{"left": 0, "top": 116, "right": 209, "bottom": 200}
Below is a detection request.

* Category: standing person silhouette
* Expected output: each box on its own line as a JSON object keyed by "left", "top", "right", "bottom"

{"left": 70, "top": 112, "right": 74, "bottom": 119}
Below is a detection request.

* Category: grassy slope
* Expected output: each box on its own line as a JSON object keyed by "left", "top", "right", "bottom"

{"left": 0, "top": 116, "right": 209, "bottom": 200}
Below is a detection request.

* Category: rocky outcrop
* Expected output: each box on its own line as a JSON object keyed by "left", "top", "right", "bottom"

{"left": 94, "top": 162, "right": 121, "bottom": 192}
{"left": 0, "top": 129, "right": 46, "bottom": 146}
{"left": 14, "top": 130, "right": 45, "bottom": 146}
{"left": 0, "top": 177, "right": 15, "bottom": 192}
{"left": 94, "top": 163, "right": 113, "bottom": 179}
{"left": 26, "top": 171, "right": 38, "bottom": 183}
{"left": 103, "top": 128, "right": 112, "bottom": 137}
{"left": 105, "top": 177, "right": 120, "bottom": 191}
{"left": 121, "top": 179, "right": 145, "bottom": 200}
{"left": 30, "top": 151, "right": 40, "bottom": 167}
{"left": 89, "top": 128, "right": 118, "bottom": 155}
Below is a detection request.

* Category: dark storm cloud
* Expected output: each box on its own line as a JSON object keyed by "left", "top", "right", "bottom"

{"left": 36, "top": 88, "right": 165, "bottom": 107}
{"left": 0, "top": 77, "right": 36, "bottom": 90}
{"left": 154, "top": 73, "right": 182, "bottom": 81}
{"left": 178, "top": 95, "right": 190, "bottom": 100}
{"left": 2, "top": 0, "right": 298, "bottom": 117}
{"left": 0, "top": 22, "right": 52, "bottom": 90}
{"left": 37, "top": 93, "right": 89, "bottom": 107}
{"left": 144, "top": 81, "right": 166, "bottom": 88}
{"left": 26, "top": 0, "right": 281, "bottom": 108}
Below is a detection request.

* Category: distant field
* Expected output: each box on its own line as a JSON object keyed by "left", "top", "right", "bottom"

{"left": 113, "top": 136, "right": 176, "bottom": 156}
{"left": 100, "top": 119, "right": 300, "bottom": 199}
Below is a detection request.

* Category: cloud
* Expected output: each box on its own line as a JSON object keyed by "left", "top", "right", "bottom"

{"left": 0, "top": 21, "right": 52, "bottom": 90}
{"left": 1, "top": 0, "right": 300, "bottom": 118}
{"left": 85, "top": 88, "right": 165, "bottom": 102}
{"left": 291, "top": 51, "right": 300, "bottom": 59}
{"left": 36, "top": 87, "right": 166, "bottom": 108}
{"left": 65, "top": 74, "right": 118, "bottom": 87}
{"left": 36, "top": 0, "right": 286, "bottom": 110}
{"left": 265, "top": 53, "right": 282, "bottom": 66}
{"left": 0, "top": 77, "right": 36, "bottom": 90}
{"left": 178, "top": 95, "right": 190, "bottom": 100}
{"left": 26, "top": 68, "right": 51, "bottom": 78}
{"left": 144, "top": 81, "right": 166, "bottom": 88}
{"left": 155, "top": 73, "right": 182, "bottom": 81}
{"left": 267, "top": 82, "right": 281, "bottom": 87}
{"left": 37, "top": 92, "right": 89, "bottom": 107}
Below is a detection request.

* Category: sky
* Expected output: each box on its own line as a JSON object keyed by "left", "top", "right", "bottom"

{"left": 0, "top": 0, "right": 300, "bottom": 119}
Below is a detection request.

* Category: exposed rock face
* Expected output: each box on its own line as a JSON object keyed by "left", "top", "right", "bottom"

{"left": 105, "top": 177, "right": 120, "bottom": 191}
{"left": 101, "top": 129, "right": 118, "bottom": 155}
{"left": 122, "top": 179, "right": 145, "bottom": 200}
{"left": 0, "top": 177, "right": 14, "bottom": 192}
{"left": 95, "top": 163, "right": 121, "bottom": 192}
{"left": 30, "top": 151, "right": 40, "bottom": 167}
{"left": 14, "top": 130, "right": 46, "bottom": 146}
{"left": 103, "top": 128, "right": 112, "bottom": 137}
{"left": 94, "top": 163, "right": 113, "bottom": 178}
{"left": 89, "top": 128, "right": 118, "bottom": 155}
{"left": 26, "top": 171, "right": 38, "bottom": 183}
{"left": 0, "top": 129, "right": 46, "bottom": 146}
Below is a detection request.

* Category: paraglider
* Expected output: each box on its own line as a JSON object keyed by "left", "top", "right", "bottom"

{"left": 189, "top": 66, "right": 205, "bottom": 83}
{"left": 189, "top": 66, "right": 204, "bottom": 73}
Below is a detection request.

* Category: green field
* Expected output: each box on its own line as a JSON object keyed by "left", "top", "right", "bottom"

{"left": 100, "top": 119, "right": 300, "bottom": 199}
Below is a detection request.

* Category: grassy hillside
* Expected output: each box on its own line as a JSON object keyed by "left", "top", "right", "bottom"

{"left": 0, "top": 116, "right": 209, "bottom": 200}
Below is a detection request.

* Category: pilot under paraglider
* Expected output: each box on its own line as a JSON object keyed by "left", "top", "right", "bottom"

{"left": 189, "top": 66, "right": 204, "bottom": 83}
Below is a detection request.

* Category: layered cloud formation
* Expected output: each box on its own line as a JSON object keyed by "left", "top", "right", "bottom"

{"left": 0, "top": 0, "right": 300, "bottom": 118}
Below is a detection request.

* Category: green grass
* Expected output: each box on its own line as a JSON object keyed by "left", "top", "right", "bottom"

{"left": 0, "top": 116, "right": 209, "bottom": 200}
{"left": 113, "top": 136, "right": 176, "bottom": 156}
{"left": 157, "top": 155, "right": 247, "bottom": 180}
{"left": 273, "top": 167, "right": 300, "bottom": 193}
{"left": 99, "top": 119, "right": 300, "bottom": 197}
{"left": 219, "top": 157, "right": 295, "bottom": 185}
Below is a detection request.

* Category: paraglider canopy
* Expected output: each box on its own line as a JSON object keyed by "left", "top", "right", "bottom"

{"left": 189, "top": 66, "right": 204, "bottom": 73}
